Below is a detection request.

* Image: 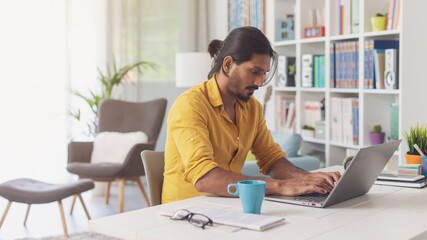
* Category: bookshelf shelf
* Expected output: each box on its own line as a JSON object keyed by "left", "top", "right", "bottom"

{"left": 329, "top": 141, "right": 360, "bottom": 149}
{"left": 364, "top": 30, "right": 400, "bottom": 37}
{"left": 329, "top": 34, "right": 359, "bottom": 41}
{"left": 300, "top": 88, "right": 326, "bottom": 92}
{"left": 274, "top": 40, "right": 297, "bottom": 47}
{"left": 303, "top": 138, "right": 326, "bottom": 144}
{"left": 300, "top": 37, "right": 326, "bottom": 44}
{"left": 265, "top": 0, "right": 427, "bottom": 167}
{"left": 275, "top": 87, "right": 297, "bottom": 92}
{"left": 329, "top": 88, "right": 360, "bottom": 93}
{"left": 363, "top": 89, "right": 400, "bottom": 95}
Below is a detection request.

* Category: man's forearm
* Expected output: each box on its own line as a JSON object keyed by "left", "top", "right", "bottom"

{"left": 194, "top": 167, "right": 280, "bottom": 197}
{"left": 267, "top": 157, "right": 309, "bottom": 179}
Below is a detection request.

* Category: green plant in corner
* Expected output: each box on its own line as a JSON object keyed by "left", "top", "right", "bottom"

{"left": 69, "top": 57, "right": 155, "bottom": 138}
{"left": 403, "top": 124, "right": 427, "bottom": 155}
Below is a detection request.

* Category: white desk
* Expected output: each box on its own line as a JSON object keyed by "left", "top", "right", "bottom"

{"left": 89, "top": 166, "right": 427, "bottom": 240}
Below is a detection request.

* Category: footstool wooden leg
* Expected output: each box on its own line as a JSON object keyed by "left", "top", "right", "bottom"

{"left": 77, "top": 194, "right": 91, "bottom": 220}
{"left": 70, "top": 195, "right": 77, "bottom": 215}
{"left": 0, "top": 201, "right": 12, "bottom": 228}
{"left": 24, "top": 204, "right": 31, "bottom": 225}
{"left": 105, "top": 181, "right": 111, "bottom": 204}
{"left": 58, "top": 200, "right": 69, "bottom": 239}
{"left": 118, "top": 179, "right": 125, "bottom": 213}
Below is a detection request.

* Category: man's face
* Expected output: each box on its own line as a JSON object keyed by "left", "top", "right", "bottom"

{"left": 227, "top": 53, "right": 271, "bottom": 102}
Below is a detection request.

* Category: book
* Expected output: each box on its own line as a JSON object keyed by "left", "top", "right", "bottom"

{"left": 159, "top": 205, "right": 285, "bottom": 231}
{"left": 351, "top": 0, "right": 359, "bottom": 34}
{"left": 373, "top": 49, "right": 385, "bottom": 89}
{"left": 386, "top": 0, "right": 395, "bottom": 30}
{"left": 374, "top": 178, "right": 427, "bottom": 188}
{"left": 378, "top": 173, "right": 425, "bottom": 182}
{"left": 390, "top": 103, "right": 399, "bottom": 140}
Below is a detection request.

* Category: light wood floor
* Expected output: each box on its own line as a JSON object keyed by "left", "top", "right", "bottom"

{"left": 0, "top": 181, "right": 148, "bottom": 239}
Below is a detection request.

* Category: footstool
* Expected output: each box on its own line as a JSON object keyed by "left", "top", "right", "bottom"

{"left": 0, "top": 178, "right": 94, "bottom": 238}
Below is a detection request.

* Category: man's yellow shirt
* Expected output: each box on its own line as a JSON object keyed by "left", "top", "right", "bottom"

{"left": 162, "top": 76, "right": 286, "bottom": 203}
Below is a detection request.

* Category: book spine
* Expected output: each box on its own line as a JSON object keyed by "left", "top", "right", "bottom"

{"left": 386, "top": 0, "right": 395, "bottom": 30}
{"left": 394, "top": 0, "right": 401, "bottom": 29}
{"left": 330, "top": 42, "right": 335, "bottom": 88}
{"left": 364, "top": 40, "right": 368, "bottom": 89}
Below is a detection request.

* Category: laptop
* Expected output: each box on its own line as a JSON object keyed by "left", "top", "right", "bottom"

{"left": 265, "top": 140, "right": 401, "bottom": 208}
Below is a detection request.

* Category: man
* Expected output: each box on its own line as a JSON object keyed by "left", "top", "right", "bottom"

{"left": 162, "top": 26, "right": 340, "bottom": 204}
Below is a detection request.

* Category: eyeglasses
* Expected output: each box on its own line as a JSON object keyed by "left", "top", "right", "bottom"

{"left": 170, "top": 209, "right": 213, "bottom": 229}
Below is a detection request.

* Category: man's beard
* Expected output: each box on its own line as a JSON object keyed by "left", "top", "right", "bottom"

{"left": 237, "top": 86, "right": 258, "bottom": 102}
{"left": 229, "top": 69, "right": 258, "bottom": 102}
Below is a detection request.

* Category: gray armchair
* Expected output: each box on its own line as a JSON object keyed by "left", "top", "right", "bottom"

{"left": 67, "top": 98, "right": 167, "bottom": 213}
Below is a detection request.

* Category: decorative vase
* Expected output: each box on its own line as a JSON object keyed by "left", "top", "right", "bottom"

{"left": 405, "top": 154, "right": 422, "bottom": 164}
{"left": 371, "top": 17, "right": 387, "bottom": 31}
{"left": 369, "top": 132, "right": 385, "bottom": 145}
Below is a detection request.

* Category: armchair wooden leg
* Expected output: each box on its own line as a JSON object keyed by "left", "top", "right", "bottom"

{"left": 58, "top": 201, "right": 69, "bottom": 239}
{"left": 118, "top": 179, "right": 125, "bottom": 213}
{"left": 135, "top": 178, "right": 151, "bottom": 207}
{"left": 0, "top": 201, "right": 12, "bottom": 228}
{"left": 70, "top": 195, "right": 77, "bottom": 215}
{"left": 77, "top": 194, "right": 91, "bottom": 220}
{"left": 24, "top": 204, "right": 31, "bottom": 225}
{"left": 105, "top": 181, "right": 111, "bottom": 204}
{"left": 70, "top": 176, "right": 82, "bottom": 215}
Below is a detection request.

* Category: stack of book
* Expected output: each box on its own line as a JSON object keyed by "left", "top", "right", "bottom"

{"left": 330, "top": 40, "right": 359, "bottom": 88}
{"left": 398, "top": 164, "right": 422, "bottom": 175}
{"left": 302, "top": 54, "right": 325, "bottom": 88}
{"left": 275, "top": 96, "right": 295, "bottom": 133}
{"left": 330, "top": 97, "right": 359, "bottom": 145}
{"left": 375, "top": 173, "right": 426, "bottom": 188}
{"left": 363, "top": 40, "right": 399, "bottom": 89}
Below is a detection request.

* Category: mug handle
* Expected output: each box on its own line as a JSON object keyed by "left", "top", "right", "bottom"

{"left": 227, "top": 184, "right": 239, "bottom": 196}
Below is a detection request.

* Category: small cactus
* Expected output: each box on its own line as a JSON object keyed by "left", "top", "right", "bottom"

{"left": 373, "top": 125, "right": 382, "bottom": 133}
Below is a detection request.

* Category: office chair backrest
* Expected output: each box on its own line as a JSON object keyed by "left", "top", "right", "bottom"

{"left": 97, "top": 98, "right": 167, "bottom": 144}
{"left": 141, "top": 150, "right": 165, "bottom": 206}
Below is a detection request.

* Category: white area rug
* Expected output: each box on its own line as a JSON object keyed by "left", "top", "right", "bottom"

{"left": 16, "top": 232, "right": 121, "bottom": 240}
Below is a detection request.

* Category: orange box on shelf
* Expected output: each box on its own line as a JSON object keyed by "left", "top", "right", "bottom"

{"left": 303, "top": 25, "right": 325, "bottom": 38}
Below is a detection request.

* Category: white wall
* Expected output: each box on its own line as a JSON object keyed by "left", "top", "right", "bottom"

{"left": 0, "top": 0, "right": 68, "bottom": 182}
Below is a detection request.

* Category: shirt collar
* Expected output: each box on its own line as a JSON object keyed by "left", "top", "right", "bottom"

{"left": 206, "top": 75, "right": 246, "bottom": 109}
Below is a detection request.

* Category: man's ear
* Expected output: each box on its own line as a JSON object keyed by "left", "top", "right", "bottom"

{"left": 222, "top": 56, "right": 234, "bottom": 77}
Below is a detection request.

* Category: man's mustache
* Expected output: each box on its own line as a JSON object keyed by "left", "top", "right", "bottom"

{"left": 246, "top": 86, "right": 259, "bottom": 90}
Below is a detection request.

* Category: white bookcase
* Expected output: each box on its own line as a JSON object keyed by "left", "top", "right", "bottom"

{"left": 263, "top": 0, "right": 427, "bottom": 167}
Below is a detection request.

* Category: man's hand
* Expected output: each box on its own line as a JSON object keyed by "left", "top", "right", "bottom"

{"left": 274, "top": 171, "right": 341, "bottom": 196}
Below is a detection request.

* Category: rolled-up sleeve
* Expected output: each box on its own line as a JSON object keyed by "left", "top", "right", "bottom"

{"left": 251, "top": 103, "right": 286, "bottom": 175}
{"left": 168, "top": 96, "right": 219, "bottom": 185}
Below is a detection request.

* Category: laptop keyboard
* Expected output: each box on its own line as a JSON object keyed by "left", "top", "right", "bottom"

{"left": 293, "top": 193, "right": 329, "bottom": 203}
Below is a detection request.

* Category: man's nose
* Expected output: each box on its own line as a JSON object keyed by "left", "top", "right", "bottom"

{"left": 254, "top": 77, "right": 264, "bottom": 87}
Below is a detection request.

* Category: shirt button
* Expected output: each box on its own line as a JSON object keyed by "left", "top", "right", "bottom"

{"left": 237, "top": 137, "right": 239, "bottom": 141}
{"left": 190, "top": 138, "right": 194, "bottom": 141}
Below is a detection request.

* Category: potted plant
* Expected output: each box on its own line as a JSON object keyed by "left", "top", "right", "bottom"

{"left": 403, "top": 124, "right": 427, "bottom": 164}
{"left": 69, "top": 57, "right": 155, "bottom": 138}
{"left": 369, "top": 124, "right": 385, "bottom": 145}
{"left": 371, "top": 13, "right": 387, "bottom": 32}
{"left": 301, "top": 125, "right": 315, "bottom": 139}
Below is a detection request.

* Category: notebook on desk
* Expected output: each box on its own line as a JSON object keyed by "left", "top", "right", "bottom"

{"left": 265, "top": 140, "right": 401, "bottom": 208}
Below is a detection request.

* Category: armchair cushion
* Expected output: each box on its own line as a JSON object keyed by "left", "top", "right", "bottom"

{"left": 270, "top": 132, "right": 302, "bottom": 158}
{"left": 91, "top": 131, "right": 148, "bottom": 164}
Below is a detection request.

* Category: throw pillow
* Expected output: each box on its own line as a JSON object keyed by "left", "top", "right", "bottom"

{"left": 91, "top": 131, "right": 149, "bottom": 164}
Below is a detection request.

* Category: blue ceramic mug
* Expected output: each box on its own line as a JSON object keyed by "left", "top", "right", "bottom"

{"left": 227, "top": 180, "right": 266, "bottom": 214}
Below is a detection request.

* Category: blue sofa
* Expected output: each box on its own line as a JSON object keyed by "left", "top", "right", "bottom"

{"left": 241, "top": 132, "right": 320, "bottom": 178}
